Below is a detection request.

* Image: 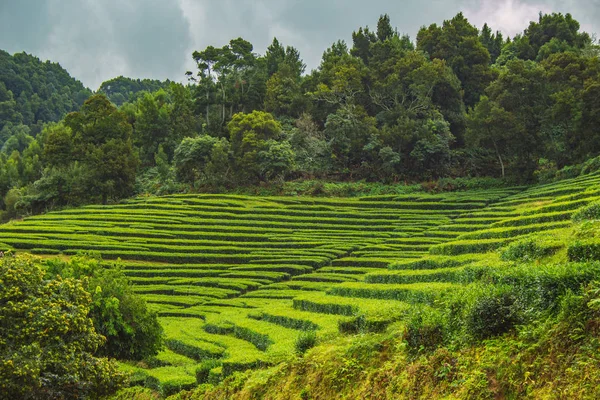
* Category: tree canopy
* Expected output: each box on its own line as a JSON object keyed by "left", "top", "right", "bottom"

{"left": 2, "top": 11, "right": 600, "bottom": 220}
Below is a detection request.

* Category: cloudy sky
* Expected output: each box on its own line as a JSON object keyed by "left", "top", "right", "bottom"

{"left": 1, "top": 0, "right": 598, "bottom": 90}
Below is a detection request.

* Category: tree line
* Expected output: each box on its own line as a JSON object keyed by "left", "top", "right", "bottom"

{"left": 1, "top": 11, "right": 599, "bottom": 219}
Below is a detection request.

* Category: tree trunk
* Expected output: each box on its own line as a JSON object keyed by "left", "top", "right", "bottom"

{"left": 221, "top": 82, "right": 226, "bottom": 125}
{"left": 206, "top": 91, "right": 209, "bottom": 130}
{"left": 493, "top": 141, "right": 505, "bottom": 179}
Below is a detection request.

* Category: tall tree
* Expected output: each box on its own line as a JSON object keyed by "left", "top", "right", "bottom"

{"left": 265, "top": 63, "right": 306, "bottom": 117}
{"left": 228, "top": 110, "right": 292, "bottom": 182}
{"left": 417, "top": 13, "right": 494, "bottom": 107}
{"left": 134, "top": 90, "right": 172, "bottom": 166}
{"left": 479, "top": 23, "right": 504, "bottom": 64}
{"left": 265, "top": 38, "right": 306, "bottom": 78}
{"left": 61, "top": 94, "right": 138, "bottom": 203}
{"left": 467, "top": 96, "right": 523, "bottom": 178}
{"left": 525, "top": 12, "right": 591, "bottom": 57}
{"left": 192, "top": 45, "right": 221, "bottom": 130}
{"left": 376, "top": 14, "right": 395, "bottom": 42}
{"left": 192, "top": 38, "right": 268, "bottom": 130}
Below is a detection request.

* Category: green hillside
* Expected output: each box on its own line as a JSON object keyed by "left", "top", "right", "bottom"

{"left": 0, "top": 50, "right": 91, "bottom": 132}
{"left": 2, "top": 172, "right": 600, "bottom": 397}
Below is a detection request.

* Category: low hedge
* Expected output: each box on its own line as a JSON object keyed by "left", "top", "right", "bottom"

{"left": 293, "top": 298, "right": 358, "bottom": 316}
{"left": 568, "top": 241, "right": 600, "bottom": 262}
{"left": 164, "top": 339, "right": 224, "bottom": 361}
{"left": 430, "top": 239, "right": 510, "bottom": 256}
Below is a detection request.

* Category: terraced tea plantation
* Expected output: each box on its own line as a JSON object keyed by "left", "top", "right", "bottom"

{"left": 2, "top": 172, "right": 600, "bottom": 394}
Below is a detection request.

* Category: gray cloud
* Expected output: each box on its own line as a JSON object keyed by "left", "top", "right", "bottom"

{"left": 1, "top": 0, "right": 598, "bottom": 90}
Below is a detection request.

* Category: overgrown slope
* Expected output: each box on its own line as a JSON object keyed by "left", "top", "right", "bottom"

{"left": 2, "top": 172, "right": 600, "bottom": 398}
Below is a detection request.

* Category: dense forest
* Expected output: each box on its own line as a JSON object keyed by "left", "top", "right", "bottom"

{"left": 1, "top": 12, "right": 599, "bottom": 220}
{"left": 0, "top": 50, "right": 91, "bottom": 140}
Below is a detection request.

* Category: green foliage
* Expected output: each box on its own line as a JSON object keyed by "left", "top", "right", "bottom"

{"left": 108, "top": 386, "right": 159, "bottom": 400}
{"left": 258, "top": 139, "right": 295, "bottom": 181}
{"left": 295, "top": 330, "right": 317, "bottom": 355}
{"left": 479, "top": 23, "right": 504, "bottom": 63}
{"left": 45, "top": 255, "right": 164, "bottom": 361}
{"left": 173, "top": 135, "right": 220, "bottom": 184}
{"left": 228, "top": 110, "right": 293, "bottom": 182}
{"left": 196, "top": 359, "right": 222, "bottom": 384}
{"left": 0, "top": 50, "right": 91, "bottom": 131}
{"left": 417, "top": 12, "right": 493, "bottom": 107}
{"left": 403, "top": 307, "right": 446, "bottom": 355}
{"left": 500, "top": 238, "right": 558, "bottom": 261}
{"left": 568, "top": 241, "right": 600, "bottom": 262}
{"left": 0, "top": 255, "right": 126, "bottom": 399}
{"left": 572, "top": 202, "right": 600, "bottom": 222}
{"left": 135, "top": 145, "right": 184, "bottom": 196}
{"left": 55, "top": 94, "right": 139, "bottom": 204}
{"left": 265, "top": 64, "right": 306, "bottom": 116}
{"left": 98, "top": 76, "right": 171, "bottom": 106}
{"left": 463, "top": 286, "right": 521, "bottom": 340}
{"left": 524, "top": 13, "right": 591, "bottom": 59}
{"left": 134, "top": 90, "right": 173, "bottom": 166}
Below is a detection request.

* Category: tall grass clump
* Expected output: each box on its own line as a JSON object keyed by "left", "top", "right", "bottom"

{"left": 295, "top": 330, "right": 317, "bottom": 355}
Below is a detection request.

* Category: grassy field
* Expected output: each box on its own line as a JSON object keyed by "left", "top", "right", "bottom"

{"left": 2, "top": 173, "right": 600, "bottom": 396}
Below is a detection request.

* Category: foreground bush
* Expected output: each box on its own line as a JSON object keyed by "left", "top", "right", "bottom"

{"left": 45, "top": 254, "right": 164, "bottom": 361}
{"left": 0, "top": 255, "right": 126, "bottom": 399}
{"left": 295, "top": 330, "right": 317, "bottom": 355}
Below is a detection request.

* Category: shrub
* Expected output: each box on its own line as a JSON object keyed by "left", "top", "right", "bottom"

{"left": 581, "top": 155, "right": 600, "bottom": 175}
{"left": 500, "top": 239, "right": 558, "bottom": 262}
{"left": 45, "top": 255, "right": 164, "bottom": 361}
{"left": 128, "top": 370, "right": 150, "bottom": 387}
{"left": 556, "top": 281, "right": 600, "bottom": 336}
{"left": 338, "top": 314, "right": 391, "bottom": 334}
{"left": 143, "top": 375, "right": 160, "bottom": 392}
{"left": 568, "top": 241, "right": 600, "bottom": 262}
{"left": 250, "top": 312, "right": 320, "bottom": 331}
{"left": 572, "top": 202, "right": 600, "bottom": 222}
{"left": 403, "top": 307, "right": 446, "bottom": 355}
{"left": 196, "top": 359, "right": 222, "bottom": 384}
{"left": 233, "top": 326, "right": 273, "bottom": 351}
{"left": 160, "top": 379, "right": 197, "bottom": 397}
{"left": 295, "top": 330, "right": 317, "bottom": 355}
{"left": 494, "top": 262, "right": 600, "bottom": 311}
{"left": 0, "top": 256, "right": 127, "bottom": 399}
{"left": 464, "top": 286, "right": 521, "bottom": 340}
{"left": 109, "top": 386, "right": 157, "bottom": 400}
{"left": 327, "top": 282, "right": 453, "bottom": 303}
{"left": 221, "top": 360, "right": 263, "bottom": 377}
{"left": 293, "top": 298, "right": 358, "bottom": 316}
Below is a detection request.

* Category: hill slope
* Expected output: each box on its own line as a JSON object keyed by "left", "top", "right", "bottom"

{"left": 2, "top": 173, "right": 600, "bottom": 397}
{"left": 0, "top": 50, "right": 91, "bottom": 133}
